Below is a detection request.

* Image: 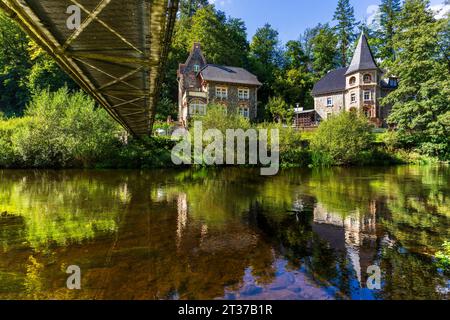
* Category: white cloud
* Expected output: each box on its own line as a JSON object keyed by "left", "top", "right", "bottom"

{"left": 366, "top": 4, "right": 380, "bottom": 26}
{"left": 366, "top": 2, "right": 449, "bottom": 28}
{"left": 431, "top": 4, "right": 450, "bottom": 19}
{"left": 209, "top": 0, "right": 232, "bottom": 7}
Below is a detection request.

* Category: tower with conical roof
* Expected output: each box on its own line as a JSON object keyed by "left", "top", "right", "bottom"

{"left": 344, "top": 32, "right": 381, "bottom": 119}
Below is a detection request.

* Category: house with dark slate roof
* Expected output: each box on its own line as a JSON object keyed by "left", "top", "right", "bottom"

{"left": 178, "top": 43, "right": 261, "bottom": 126}
{"left": 312, "top": 33, "right": 398, "bottom": 127}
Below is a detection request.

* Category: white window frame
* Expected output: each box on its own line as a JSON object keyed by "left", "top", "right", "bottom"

{"left": 239, "top": 107, "right": 250, "bottom": 118}
{"left": 238, "top": 88, "right": 250, "bottom": 100}
{"left": 216, "top": 86, "right": 228, "bottom": 99}
{"left": 351, "top": 93, "right": 357, "bottom": 103}
{"left": 189, "top": 101, "right": 207, "bottom": 116}
{"left": 193, "top": 64, "right": 200, "bottom": 73}
{"left": 326, "top": 97, "right": 333, "bottom": 107}
{"left": 364, "top": 90, "right": 372, "bottom": 101}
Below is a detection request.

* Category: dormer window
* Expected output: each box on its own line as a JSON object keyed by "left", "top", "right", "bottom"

{"left": 363, "top": 74, "right": 372, "bottom": 83}
{"left": 193, "top": 65, "right": 200, "bottom": 73}
{"left": 349, "top": 76, "right": 356, "bottom": 85}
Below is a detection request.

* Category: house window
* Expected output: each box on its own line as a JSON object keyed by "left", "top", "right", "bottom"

{"left": 363, "top": 74, "right": 372, "bottom": 83}
{"left": 364, "top": 90, "right": 372, "bottom": 101}
{"left": 189, "top": 100, "right": 206, "bottom": 116}
{"left": 239, "top": 107, "right": 250, "bottom": 118}
{"left": 351, "top": 93, "right": 357, "bottom": 103}
{"left": 326, "top": 97, "right": 333, "bottom": 107}
{"left": 216, "top": 86, "right": 228, "bottom": 99}
{"left": 349, "top": 76, "right": 356, "bottom": 85}
{"left": 193, "top": 64, "right": 200, "bottom": 73}
{"left": 238, "top": 88, "right": 250, "bottom": 100}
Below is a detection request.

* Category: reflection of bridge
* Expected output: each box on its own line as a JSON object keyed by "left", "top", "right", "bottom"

{"left": 0, "top": 0, "right": 178, "bottom": 136}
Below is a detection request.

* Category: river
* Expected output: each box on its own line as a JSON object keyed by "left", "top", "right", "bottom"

{"left": 0, "top": 166, "right": 449, "bottom": 300}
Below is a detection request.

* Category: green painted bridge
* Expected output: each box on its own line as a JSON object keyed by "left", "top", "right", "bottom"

{"left": 0, "top": 0, "right": 179, "bottom": 136}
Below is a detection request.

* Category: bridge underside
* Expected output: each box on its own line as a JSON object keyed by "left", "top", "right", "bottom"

{"left": 0, "top": 0, "right": 178, "bottom": 136}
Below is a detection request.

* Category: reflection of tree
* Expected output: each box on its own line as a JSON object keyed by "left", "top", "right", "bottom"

{"left": 0, "top": 170, "right": 129, "bottom": 248}
{"left": 380, "top": 247, "right": 448, "bottom": 300}
{"left": 0, "top": 165, "right": 448, "bottom": 300}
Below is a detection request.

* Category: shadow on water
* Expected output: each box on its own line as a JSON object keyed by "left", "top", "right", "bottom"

{"left": 0, "top": 166, "right": 448, "bottom": 300}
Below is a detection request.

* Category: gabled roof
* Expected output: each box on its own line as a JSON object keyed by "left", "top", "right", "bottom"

{"left": 312, "top": 67, "right": 348, "bottom": 96}
{"left": 345, "top": 33, "right": 379, "bottom": 75}
{"left": 200, "top": 64, "right": 262, "bottom": 86}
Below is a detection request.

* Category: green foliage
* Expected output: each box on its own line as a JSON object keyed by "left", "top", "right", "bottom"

{"left": 191, "top": 104, "right": 251, "bottom": 133}
{"left": 384, "top": 0, "right": 450, "bottom": 160}
{"left": 0, "top": 13, "right": 77, "bottom": 117}
{"left": 266, "top": 96, "right": 293, "bottom": 123}
{"left": 435, "top": 241, "right": 450, "bottom": 273}
{"left": 310, "top": 24, "right": 339, "bottom": 77}
{"left": 0, "top": 12, "right": 31, "bottom": 116}
{"left": 377, "top": 0, "right": 402, "bottom": 64}
{"left": 9, "top": 88, "right": 121, "bottom": 168}
{"left": 333, "top": 0, "right": 358, "bottom": 66}
{"left": 311, "top": 112, "right": 374, "bottom": 166}
{"left": 258, "top": 122, "right": 310, "bottom": 167}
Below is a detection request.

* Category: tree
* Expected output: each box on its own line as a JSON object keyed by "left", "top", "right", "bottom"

{"left": 249, "top": 24, "right": 282, "bottom": 110}
{"left": 266, "top": 96, "right": 293, "bottom": 123}
{"left": 300, "top": 24, "right": 325, "bottom": 67}
{"left": 273, "top": 40, "right": 314, "bottom": 108}
{"left": 0, "top": 12, "right": 31, "bottom": 116}
{"left": 333, "top": 0, "right": 358, "bottom": 66}
{"left": 179, "top": 0, "right": 209, "bottom": 18}
{"left": 377, "top": 0, "right": 402, "bottom": 63}
{"left": 187, "top": 6, "right": 247, "bottom": 66}
{"left": 311, "top": 112, "right": 374, "bottom": 165}
{"left": 384, "top": 0, "right": 450, "bottom": 159}
{"left": 310, "top": 24, "right": 339, "bottom": 77}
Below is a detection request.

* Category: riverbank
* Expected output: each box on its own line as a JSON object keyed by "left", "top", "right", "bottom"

{"left": 0, "top": 89, "right": 446, "bottom": 170}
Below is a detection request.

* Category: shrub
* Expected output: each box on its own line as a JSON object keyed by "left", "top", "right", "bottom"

{"left": 436, "top": 241, "right": 450, "bottom": 274}
{"left": 191, "top": 104, "right": 251, "bottom": 133}
{"left": 311, "top": 112, "right": 374, "bottom": 166}
{"left": 10, "top": 88, "right": 121, "bottom": 168}
{"left": 258, "top": 122, "right": 310, "bottom": 167}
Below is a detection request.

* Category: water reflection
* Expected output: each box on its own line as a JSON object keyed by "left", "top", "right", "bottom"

{"left": 0, "top": 166, "right": 448, "bottom": 300}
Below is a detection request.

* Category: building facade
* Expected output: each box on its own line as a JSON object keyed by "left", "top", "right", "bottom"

{"left": 178, "top": 43, "right": 262, "bottom": 126}
{"left": 312, "top": 33, "right": 398, "bottom": 127}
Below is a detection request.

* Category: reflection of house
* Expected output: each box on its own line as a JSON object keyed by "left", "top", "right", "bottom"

{"left": 177, "top": 43, "right": 261, "bottom": 126}
{"left": 312, "top": 33, "right": 398, "bottom": 127}
{"left": 312, "top": 202, "right": 379, "bottom": 287}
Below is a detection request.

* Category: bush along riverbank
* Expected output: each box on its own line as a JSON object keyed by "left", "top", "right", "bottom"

{"left": 0, "top": 90, "right": 446, "bottom": 170}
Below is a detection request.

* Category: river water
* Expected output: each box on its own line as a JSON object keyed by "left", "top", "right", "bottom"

{"left": 0, "top": 166, "right": 449, "bottom": 300}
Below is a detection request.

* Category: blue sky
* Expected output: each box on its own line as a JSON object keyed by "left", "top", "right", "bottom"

{"left": 210, "top": 0, "right": 449, "bottom": 44}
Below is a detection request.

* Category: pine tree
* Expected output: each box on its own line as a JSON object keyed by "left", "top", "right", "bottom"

{"left": 385, "top": 0, "right": 450, "bottom": 159}
{"left": 333, "top": 0, "right": 357, "bottom": 66}
{"left": 378, "top": 0, "right": 402, "bottom": 63}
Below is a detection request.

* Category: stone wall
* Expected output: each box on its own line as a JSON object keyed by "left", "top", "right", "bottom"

{"left": 207, "top": 82, "right": 258, "bottom": 120}
{"left": 314, "top": 93, "right": 345, "bottom": 120}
